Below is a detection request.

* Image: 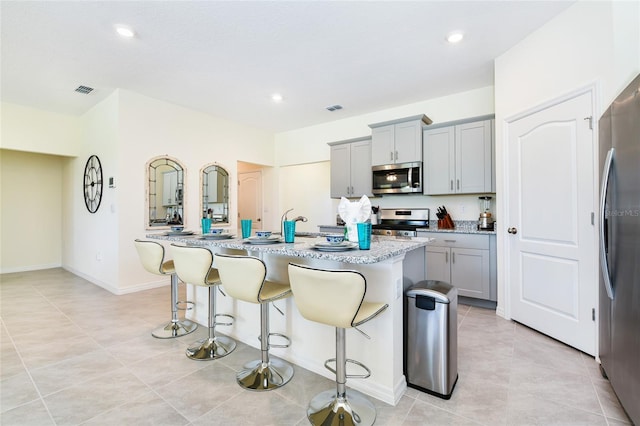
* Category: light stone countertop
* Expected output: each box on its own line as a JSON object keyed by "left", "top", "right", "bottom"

{"left": 146, "top": 233, "right": 433, "bottom": 265}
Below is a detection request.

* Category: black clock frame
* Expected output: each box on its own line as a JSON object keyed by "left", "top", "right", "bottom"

{"left": 84, "top": 155, "right": 103, "bottom": 213}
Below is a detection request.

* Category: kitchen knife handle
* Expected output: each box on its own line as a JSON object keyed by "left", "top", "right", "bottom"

{"left": 599, "top": 148, "right": 615, "bottom": 300}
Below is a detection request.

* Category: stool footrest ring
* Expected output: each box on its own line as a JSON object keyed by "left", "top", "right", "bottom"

{"left": 214, "top": 313, "right": 234, "bottom": 327}
{"left": 258, "top": 332, "right": 291, "bottom": 349}
{"left": 324, "top": 358, "right": 372, "bottom": 379}
{"left": 176, "top": 300, "right": 194, "bottom": 311}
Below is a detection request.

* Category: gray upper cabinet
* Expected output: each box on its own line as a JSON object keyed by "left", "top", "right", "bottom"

{"left": 423, "top": 116, "right": 494, "bottom": 195}
{"left": 329, "top": 136, "right": 372, "bottom": 198}
{"left": 369, "top": 115, "right": 432, "bottom": 166}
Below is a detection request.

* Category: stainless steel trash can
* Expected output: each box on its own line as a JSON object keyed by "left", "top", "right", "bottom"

{"left": 405, "top": 280, "right": 458, "bottom": 399}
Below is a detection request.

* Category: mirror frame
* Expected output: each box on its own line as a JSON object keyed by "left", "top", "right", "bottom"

{"left": 145, "top": 155, "right": 186, "bottom": 230}
{"left": 200, "top": 163, "right": 230, "bottom": 226}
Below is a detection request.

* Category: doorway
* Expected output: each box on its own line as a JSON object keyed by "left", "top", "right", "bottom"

{"left": 237, "top": 168, "right": 263, "bottom": 232}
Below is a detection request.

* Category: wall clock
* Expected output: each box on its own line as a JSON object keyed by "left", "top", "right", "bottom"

{"left": 83, "top": 155, "right": 103, "bottom": 213}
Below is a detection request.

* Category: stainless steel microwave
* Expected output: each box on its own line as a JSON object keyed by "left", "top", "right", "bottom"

{"left": 372, "top": 162, "right": 422, "bottom": 195}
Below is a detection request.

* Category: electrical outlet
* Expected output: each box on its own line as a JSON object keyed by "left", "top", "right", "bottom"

{"left": 460, "top": 205, "right": 466, "bottom": 214}
{"left": 96, "top": 251, "right": 102, "bottom": 261}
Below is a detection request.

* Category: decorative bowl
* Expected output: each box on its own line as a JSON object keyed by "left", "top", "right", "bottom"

{"left": 256, "top": 231, "right": 272, "bottom": 239}
{"left": 170, "top": 226, "right": 184, "bottom": 232}
{"left": 325, "top": 234, "right": 345, "bottom": 244}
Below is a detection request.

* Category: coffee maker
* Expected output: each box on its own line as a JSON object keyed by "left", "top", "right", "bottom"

{"left": 478, "top": 196, "right": 495, "bottom": 230}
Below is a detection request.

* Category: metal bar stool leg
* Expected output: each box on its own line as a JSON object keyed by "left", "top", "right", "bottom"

{"left": 152, "top": 273, "right": 197, "bottom": 338}
{"left": 237, "top": 303, "right": 294, "bottom": 390}
{"left": 307, "top": 328, "right": 376, "bottom": 426}
{"left": 186, "top": 286, "right": 236, "bottom": 360}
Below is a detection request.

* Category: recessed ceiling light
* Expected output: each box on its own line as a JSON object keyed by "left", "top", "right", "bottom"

{"left": 115, "top": 25, "right": 135, "bottom": 38}
{"left": 271, "top": 93, "right": 284, "bottom": 102}
{"left": 446, "top": 32, "right": 464, "bottom": 44}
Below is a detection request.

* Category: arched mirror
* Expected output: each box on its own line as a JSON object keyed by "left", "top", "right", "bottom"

{"left": 200, "top": 164, "right": 229, "bottom": 224}
{"left": 146, "top": 156, "right": 186, "bottom": 229}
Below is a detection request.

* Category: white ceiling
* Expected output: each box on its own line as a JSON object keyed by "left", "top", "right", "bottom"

{"left": 1, "top": 1, "right": 574, "bottom": 132}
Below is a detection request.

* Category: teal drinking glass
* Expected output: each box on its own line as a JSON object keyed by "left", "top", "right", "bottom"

{"left": 201, "top": 218, "right": 212, "bottom": 234}
{"left": 241, "top": 219, "right": 252, "bottom": 238}
{"left": 357, "top": 222, "right": 372, "bottom": 250}
{"left": 283, "top": 220, "right": 295, "bottom": 243}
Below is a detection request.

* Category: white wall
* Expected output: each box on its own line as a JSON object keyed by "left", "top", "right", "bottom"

{"left": 274, "top": 86, "right": 496, "bottom": 225}
{"left": 114, "top": 90, "right": 275, "bottom": 292}
{"left": 494, "top": 0, "right": 640, "bottom": 315}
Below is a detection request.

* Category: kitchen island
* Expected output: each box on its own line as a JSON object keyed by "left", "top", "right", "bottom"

{"left": 146, "top": 233, "right": 432, "bottom": 405}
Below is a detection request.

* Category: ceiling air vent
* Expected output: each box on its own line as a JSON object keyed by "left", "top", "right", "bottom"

{"left": 75, "top": 85, "right": 94, "bottom": 94}
{"left": 326, "top": 104, "right": 343, "bottom": 112}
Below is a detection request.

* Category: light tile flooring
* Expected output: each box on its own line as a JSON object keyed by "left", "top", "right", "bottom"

{"left": 0, "top": 268, "right": 632, "bottom": 426}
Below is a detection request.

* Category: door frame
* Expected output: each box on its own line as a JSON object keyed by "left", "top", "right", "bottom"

{"left": 500, "top": 83, "right": 600, "bottom": 330}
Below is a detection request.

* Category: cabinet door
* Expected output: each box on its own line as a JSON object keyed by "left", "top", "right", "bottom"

{"left": 330, "top": 144, "right": 351, "bottom": 198}
{"left": 425, "top": 246, "right": 451, "bottom": 284}
{"left": 423, "top": 126, "right": 455, "bottom": 194}
{"left": 450, "top": 247, "right": 490, "bottom": 299}
{"left": 455, "top": 120, "right": 492, "bottom": 193}
{"left": 349, "top": 139, "right": 372, "bottom": 197}
{"left": 371, "top": 125, "right": 395, "bottom": 166}
{"left": 394, "top": 120, "right": 423, "bottom": 164}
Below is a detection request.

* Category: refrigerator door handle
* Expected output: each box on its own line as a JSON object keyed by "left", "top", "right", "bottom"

{"left": 599, "top": 147, "right": 615, "bottom": 300}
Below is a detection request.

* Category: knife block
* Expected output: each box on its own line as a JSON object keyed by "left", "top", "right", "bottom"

{"left": 438, "top": 214, "right": 455, "bottom": 229}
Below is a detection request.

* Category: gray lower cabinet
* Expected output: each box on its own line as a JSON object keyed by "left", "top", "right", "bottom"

{"left": 329, "top": 136, "right": 372, "bottom": 198}
{"left": 418, "top": 231, "right": 496, "bottom": 302}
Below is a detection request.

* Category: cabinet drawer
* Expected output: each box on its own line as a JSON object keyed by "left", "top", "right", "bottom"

{"left": 418, "top": 232, "right": 489, "bottom": 250}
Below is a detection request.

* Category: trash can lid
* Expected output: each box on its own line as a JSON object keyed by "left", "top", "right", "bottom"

{"left": 406, "top": 280, "right": 457, "bottom": 303}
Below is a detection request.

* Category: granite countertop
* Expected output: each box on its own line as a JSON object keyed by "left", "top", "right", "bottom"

{"left": 146, "top": 233, "right": 433, "bottom": 265}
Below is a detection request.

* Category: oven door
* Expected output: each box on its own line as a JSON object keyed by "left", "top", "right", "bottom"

{"left": 372, "top": 162, "right": 422, "bottom": 195}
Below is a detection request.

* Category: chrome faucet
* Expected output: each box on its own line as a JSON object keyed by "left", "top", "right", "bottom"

{"left": 281, "top": 208, "right": 294, "bottom": 235}
{"left": 280, "top": 209, "right": 308, "bottom": 235}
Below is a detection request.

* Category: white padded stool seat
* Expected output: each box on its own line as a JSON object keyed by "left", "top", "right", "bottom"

{"left": 171, "top": 244, "right": 236, "bottom": 360}
{"left": 134, "top": 239, "right": 197, "bottom": 338}
{"left": 215, "top": 253, "right": 294, "bottom": 391}
{"left": 288, "top": 263, "right": 388, "bottom": 426}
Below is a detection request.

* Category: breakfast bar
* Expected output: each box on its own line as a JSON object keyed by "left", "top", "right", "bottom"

{"left": 147, "top": 233, "right": 431, "bottom": 405}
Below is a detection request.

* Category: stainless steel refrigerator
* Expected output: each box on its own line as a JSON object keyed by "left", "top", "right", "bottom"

{"left": 599, "top": 73, "right": 640, "bottom": 425}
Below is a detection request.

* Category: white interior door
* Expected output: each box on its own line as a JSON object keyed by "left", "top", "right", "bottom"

{"left": 238, "top": 171, "right": 262, "bottom": 231}
{"left": 506, "top": 90, "right": 597, "bottom": 355}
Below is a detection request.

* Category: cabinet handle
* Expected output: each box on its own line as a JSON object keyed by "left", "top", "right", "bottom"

{"left": 457, "top": 179, "right": 460, "bottom": 190}
{"left": 350, "top": 186, "right": 354, "bottom": 194}
{"left": 395, "top": 150, "right": 398, "bottom": 161}
{"left": 450, "top": 180, "right": 453, "bottom": 191}
{"left": 390, "top": 152, "right": 394, "bottom": 161}
{"left": 444, "top": 239, "right": 456, "bottom": 243}
{"left": 452, "top": 252, "right": 456, "bottom": 264}
{"left": 445, "top": 251, "right": 449, "bottom": 263}
{"left": 347, "top": 186, "right": 350, "bottom": 195}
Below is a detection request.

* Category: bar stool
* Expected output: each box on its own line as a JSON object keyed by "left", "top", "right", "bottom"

{"left": 134, "top": 239, "right": 197, "bottom": 338}
{"left": 171, "top": 244, "right": 236, "bottom": 360}
{"left": 288, "top": 263, "right": 388, "bottom": 426}
{"left": 214, "top": 253, "right": 294, "bottom": 391}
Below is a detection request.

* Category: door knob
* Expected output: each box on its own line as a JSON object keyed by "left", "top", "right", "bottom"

{"left": 257, "top": 218, "right": 261, "bottom": 222}
{"left": 508, "top": 227, "right": 518, "bottom": 234}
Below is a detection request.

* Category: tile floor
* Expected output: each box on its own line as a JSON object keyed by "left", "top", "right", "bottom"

{"left": 0, "top": 268, "right": 632, "bottom": 426}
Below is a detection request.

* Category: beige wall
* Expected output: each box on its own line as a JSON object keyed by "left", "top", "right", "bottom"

{"left": 493, "top": 0, "right": 640, "bottom": 316}
{"left": 0, "top": 149, "right": 65, "bottom": 272}
{"left": 0, "top": 102, "right": 82, "bottom": 156}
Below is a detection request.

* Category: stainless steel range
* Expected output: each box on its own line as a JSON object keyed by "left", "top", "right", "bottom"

{"left": 372, "top": 208, "right": 430, "bottom": 237}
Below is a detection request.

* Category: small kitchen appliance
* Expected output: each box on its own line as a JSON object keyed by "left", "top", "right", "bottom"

{"left": 372, "top": 208, "right": 430, "bottom": 236}
{"left": 477, "top": 196, "right": 495, "bottom": 231}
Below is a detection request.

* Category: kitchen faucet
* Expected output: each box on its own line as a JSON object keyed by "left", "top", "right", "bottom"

{"left": 280, "top": 209, "right": 308, "bottom": 235}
